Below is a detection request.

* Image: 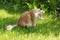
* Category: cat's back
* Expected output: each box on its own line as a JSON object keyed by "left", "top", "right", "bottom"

{"left": 21, "top": 11, "right": 30, "bottom": 17}
{"left": 18, "top": 11, "right": 31, "bottom": 26}
{"left": 20, "top": 11, "right": 31, "bottom": 20}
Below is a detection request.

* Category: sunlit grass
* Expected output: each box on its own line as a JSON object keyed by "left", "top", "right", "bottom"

{"left": 0, "top": 10, "right": 20, "bottom": 18}
{"left": 0, "top": 9, "right": 60, "bottom": 40}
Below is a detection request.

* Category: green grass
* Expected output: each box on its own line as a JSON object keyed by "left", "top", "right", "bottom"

{"left": 0, "top": 9, "right": 60, "bottom": 40}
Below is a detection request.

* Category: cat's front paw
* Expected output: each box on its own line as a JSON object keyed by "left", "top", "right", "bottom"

{"left": 40, "top": 18, "right": 44, "bottom": 20}
{"left": 33, "top": 24, "right": 36, "bottom": 27}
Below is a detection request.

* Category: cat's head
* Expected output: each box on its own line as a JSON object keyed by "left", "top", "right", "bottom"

{"left": 39, "top": 10, "right": 45, "bottom": 20}
{"left": 32, "top": 8, "right": 45, "bottom": 20}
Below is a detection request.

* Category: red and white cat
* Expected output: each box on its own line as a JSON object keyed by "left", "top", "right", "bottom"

{"left": 6, "top": 8, "right": 45, "bottom": 30}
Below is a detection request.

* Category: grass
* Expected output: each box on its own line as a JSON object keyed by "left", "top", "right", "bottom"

{"left": 0, "top": 9, "right": 60, "bottom": 40}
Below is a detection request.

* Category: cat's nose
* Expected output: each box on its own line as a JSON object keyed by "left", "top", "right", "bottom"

{"left": 43, "top": 11, "right": 45, "bottom": 13}
{"left": 40, "top": 18, "right": 44, "bottom": 20}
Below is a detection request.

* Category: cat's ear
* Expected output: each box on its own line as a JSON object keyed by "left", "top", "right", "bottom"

{"left": 40, "top": 10, "right": 45, "bottom": 13}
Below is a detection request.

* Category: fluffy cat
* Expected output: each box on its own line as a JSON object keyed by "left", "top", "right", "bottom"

{"left": 6, "top": 8, "right": 44, "bottom": 30}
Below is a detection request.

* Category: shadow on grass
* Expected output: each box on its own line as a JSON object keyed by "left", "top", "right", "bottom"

{"left": 12, "top": 18, "right": 60, "bottom": 36}
{"left": 0, "top": 17, "right": 60, "bottom": 37}
{"left": 0, "top": 17, "right": 18, "bottom": 30}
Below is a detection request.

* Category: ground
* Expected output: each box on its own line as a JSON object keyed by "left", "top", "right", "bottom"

{"left": 0, "top": 9, "right": 60, "bottom": 40}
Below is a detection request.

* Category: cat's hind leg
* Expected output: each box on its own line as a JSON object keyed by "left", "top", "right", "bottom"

{"left": 27, "top": 22, "right": 32, "bottom": 27}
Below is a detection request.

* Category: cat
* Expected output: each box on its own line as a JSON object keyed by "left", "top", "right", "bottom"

{"left": 6, "top": 8, "right": 45, "bottom": 30}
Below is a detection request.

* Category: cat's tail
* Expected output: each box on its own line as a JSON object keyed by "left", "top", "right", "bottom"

{"left": 6, "top": 24, "right": 17, "bottom": 30}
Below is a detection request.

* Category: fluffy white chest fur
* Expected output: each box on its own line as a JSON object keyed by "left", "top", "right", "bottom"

{"left": 34, "top": 13, "right": 39, "bottom": 18}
